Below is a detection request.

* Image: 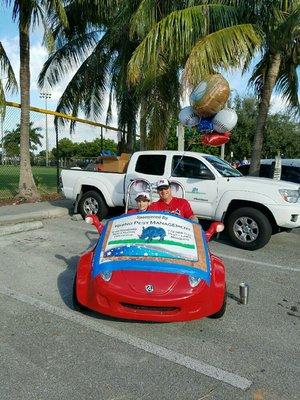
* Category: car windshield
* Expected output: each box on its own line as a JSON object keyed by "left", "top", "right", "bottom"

{"left": 203, "top": 155, "right": 242, "bottom": 177}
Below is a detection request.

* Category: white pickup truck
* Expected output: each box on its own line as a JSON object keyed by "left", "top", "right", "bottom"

{"left": 61, "top": 150, "right": 300, "bottom": 250}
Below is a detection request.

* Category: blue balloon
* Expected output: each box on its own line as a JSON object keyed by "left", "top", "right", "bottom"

{"left": 197, "top": 117, "right": 214, "bottom": 133}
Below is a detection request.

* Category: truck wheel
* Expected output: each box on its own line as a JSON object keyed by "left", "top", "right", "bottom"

{"left": 227, "top": 207, "right": 272, "bottom": 250}
{"left": 78, "top": 190, "right": 108, "bottom": 220}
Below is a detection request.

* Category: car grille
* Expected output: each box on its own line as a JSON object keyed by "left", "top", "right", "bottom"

{"left": 121, "top": 303, "right": 180, "bottom": 312}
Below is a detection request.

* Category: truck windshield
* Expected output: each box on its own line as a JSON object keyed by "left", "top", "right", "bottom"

{"left": 203, "top": 155, "right": 242, "bottom": 177}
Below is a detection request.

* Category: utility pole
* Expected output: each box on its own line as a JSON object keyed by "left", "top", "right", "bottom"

{"left": 40, "top": 92, "right": 52, "bottom": 166}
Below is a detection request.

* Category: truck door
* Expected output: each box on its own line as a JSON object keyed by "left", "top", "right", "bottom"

{"left": 171, "top": 155, "right": 218, "bottom": 218}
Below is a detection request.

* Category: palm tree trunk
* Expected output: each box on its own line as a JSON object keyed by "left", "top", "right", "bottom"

{"left": 139, "top": 97, "right": 147, "bottom": 150}
{"left": 18, "top": 13, "right": 39, "bottom": 200}
{"left": 249, "top": 53, "right": 282, "bottom": 176}
{"left": 126, "top": 122, "right": 135, "bottom": 153}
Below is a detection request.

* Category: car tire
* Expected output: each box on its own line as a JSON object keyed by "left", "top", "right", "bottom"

{"left": 209, "top": 288, "right": 227, "bottom": 319}
{"left": 78, "top": 190, "right": 108, "bottom": 220}
{"left": 72, "top": 274, "right": 85, "bottom": 312}
{"left": 226, "top": 207, "right": 272, "bottom": 250}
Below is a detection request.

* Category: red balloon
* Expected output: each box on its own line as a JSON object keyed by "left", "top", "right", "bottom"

{"left": 201, "top": 132, "right": 231, "bottom": 146}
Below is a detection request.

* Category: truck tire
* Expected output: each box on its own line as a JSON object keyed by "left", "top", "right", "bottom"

{"left": 78, "top": 190, "right": 108, "bottom": 220}
{"left": 227, "top": 207, "right": 272, "bottom": 250}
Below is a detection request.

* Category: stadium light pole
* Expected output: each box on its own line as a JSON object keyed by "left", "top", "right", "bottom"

{"left": 40, "top": 92, "right": 52, "bottom": 166}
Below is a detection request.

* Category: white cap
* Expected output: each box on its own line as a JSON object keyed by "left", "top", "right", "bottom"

{"left": 135, "top": 191, "right": 150, "bottom": 201}
{"left": 156, "top": 178, "right": 170, "bottom": 189}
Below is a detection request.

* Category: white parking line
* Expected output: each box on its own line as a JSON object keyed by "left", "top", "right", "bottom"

{"left": 0, "top": 286, "right": 252, "bottom": 391}
{"left": 217, "top": 253, "right": 300, "bottom": 272}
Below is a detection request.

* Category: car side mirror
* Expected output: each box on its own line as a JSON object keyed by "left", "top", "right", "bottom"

{"left": 85, "top": 214, "right": 104, "bottom": 233}
{"left": 205, "top": 222, "right": 224, "bottom": 242}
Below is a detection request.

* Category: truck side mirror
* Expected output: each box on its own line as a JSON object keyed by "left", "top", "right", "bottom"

{"left": 198, "top": 169, "right": 215, "bottom": 180}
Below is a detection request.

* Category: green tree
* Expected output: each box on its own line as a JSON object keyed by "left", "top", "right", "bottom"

{"left": 53, "top": 137, "right": 118, "bottom": 160}
{"left": 225, "top": 96, "right": 300, "bottom": 160}
{"left": 3, "top": 0, "right": 68, "bottom": 200}
{"left": 128, "top": 0, "right": 299, "bottom": 169}
{"left": 53, "top": 138, "right": 75, "bottom": 160}
{"left": 3, "top": 122, "right": 43, "bottom": 157}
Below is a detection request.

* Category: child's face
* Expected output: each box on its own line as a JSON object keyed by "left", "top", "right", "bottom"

{"left": 136, "top": 198, "right": 149, "bottom": 211}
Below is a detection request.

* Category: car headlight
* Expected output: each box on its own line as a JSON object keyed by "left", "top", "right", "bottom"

{"left": 188, "top": 276, "right": 201, "bottom": 287}
{"left": 279, "top": 189, "right": 300, "bottom": 203}
{"left": 100, "top": 270, "right": 112, "bottom": 282}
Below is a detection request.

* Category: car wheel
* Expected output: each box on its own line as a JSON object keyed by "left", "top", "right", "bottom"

{"left": 73, "top": 274, "right": 86, "bottom": 312}
{"left": 226, "top": 207, "right": 272, "bottom": 250}
{"left": 78, "top": 190, "right": 108, "bottom": 220}
{"left": 209, "top": 288, "right": 227, "bottom": 319}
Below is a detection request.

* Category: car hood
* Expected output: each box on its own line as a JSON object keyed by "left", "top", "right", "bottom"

{"left": 119, "top": 270, "right": 187, "bottom": 295}
{"left": 225, "top": 176, "right": 299, "bottom": 190}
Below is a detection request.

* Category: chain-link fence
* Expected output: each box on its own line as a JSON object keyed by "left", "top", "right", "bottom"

{"left": 0, "top": 102, "right": 123, "bottom": 201}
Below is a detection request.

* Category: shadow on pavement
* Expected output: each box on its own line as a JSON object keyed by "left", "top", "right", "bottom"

{"left": 55, "top": 228, "right": 99, "bottom": 309}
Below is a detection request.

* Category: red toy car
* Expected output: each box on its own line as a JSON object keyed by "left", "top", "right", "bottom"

{"left": 73, "top": 211, "right": 226, "bottom": 322}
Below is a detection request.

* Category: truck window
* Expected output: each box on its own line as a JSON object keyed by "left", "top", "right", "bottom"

{"left": 135, "top": 155, "right": 166, "bottom": 175}
{"left": 171, "top": 156, "right": 214, "bottom": 179}
{"left": 203, "top": 155, "right": 242, "bottom": 177}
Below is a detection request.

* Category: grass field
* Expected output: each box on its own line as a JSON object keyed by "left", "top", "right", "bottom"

{"left": 0, "top": 165, "right": 59, "bottom": 199}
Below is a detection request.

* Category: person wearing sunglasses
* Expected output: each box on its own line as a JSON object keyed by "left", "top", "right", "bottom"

{"left": 148, "top": 179, "right": 198, "bottom": 222}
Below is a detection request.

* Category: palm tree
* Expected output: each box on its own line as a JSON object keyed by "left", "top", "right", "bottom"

{"left": 128, "top": 0, "right": 299, "bottom": 168}
{"left": 38, "top": 1, "right": 182, "bottom": 151}
{"left": 3, "top": 122, "right": 43, "bottom": 156}
{"left": 3, "top": 0, "right": 67, "bottom": 200}
{"left": 244, "top": 1, "right": 300, "bottom": 174}
{"left": 38, "top": 1, "right": 137, "bottom": 152}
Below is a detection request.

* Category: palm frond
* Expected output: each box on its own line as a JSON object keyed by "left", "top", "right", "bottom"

{"left": 128, "top": 4, "right": 242, "bottom": 83}
{"left": 275, "top": 58, "right": 300, "bottom": 115}
{"left": 0, "top": 41, "right": 18, "bottom": 93}
{"left": 38, "top": 30, "right": 100, "bottom": 88}
{"left": 184, "top": 24, "right": 262, "bottom": 85}
{"left": 53, "top": 42, "right": 111, "bottom": 128}
{"left": 130, "top": 0, "right": 182, "bottom": 39}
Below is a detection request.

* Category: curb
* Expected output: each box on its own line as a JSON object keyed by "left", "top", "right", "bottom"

{"left": 0, "top": 221, "right": 44, "bottom": 236}
{"left": 0, "top": 207, "right": 71, "bottom": 227}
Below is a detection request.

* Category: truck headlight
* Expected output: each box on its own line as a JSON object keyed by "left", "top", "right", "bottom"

{"left": 279, "top": 189, "right": 300, "bottom": 203}
{"left": 188, "top": 276, "right": 201, "bottom": 287}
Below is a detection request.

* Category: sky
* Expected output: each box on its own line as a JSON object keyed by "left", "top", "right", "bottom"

{"left": 0, "top": 4, "right": 298, "bottom": 151}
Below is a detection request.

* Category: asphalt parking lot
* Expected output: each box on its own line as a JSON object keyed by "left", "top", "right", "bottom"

{"left": 0, "top": 216, "right": 299, "bottom": 400}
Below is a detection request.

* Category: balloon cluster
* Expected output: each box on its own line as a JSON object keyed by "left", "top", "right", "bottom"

{"left": 178, "top": 74, "right": 238, "bottom": 147}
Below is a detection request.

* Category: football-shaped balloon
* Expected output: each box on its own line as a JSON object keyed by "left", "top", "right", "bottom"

{"left": 212, "top": 108, "right": 238, "bottom": 133}
{"left": 197, "top": 117, "right": 213, "bottom": 132}
{"left": 201, "top": 132, "right": 231, "bottom": 146}
{"left": 190, "top": 74, "right": 230, "bottom": 117}
{"left": 178, "top": 106, "right": 200, "bottom": 127}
